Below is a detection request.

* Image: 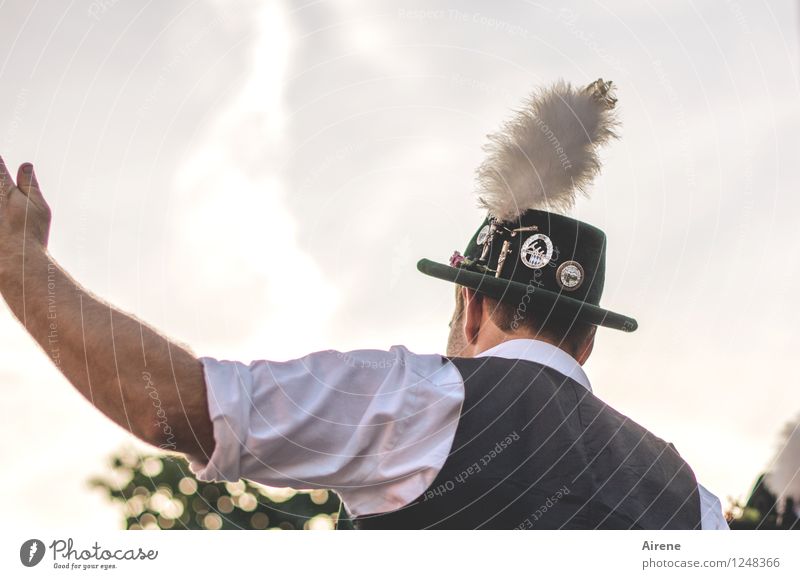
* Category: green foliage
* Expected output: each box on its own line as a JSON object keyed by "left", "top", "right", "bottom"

{"left": 727, "top": 474, "right": 798, "bottom": 530}
{"left": 92, "top": 447, "right": 341, "bottom": 530}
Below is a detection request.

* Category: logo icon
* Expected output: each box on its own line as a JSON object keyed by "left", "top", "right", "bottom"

{"left": 520, "top": 234, "right": 553, "bottom": 269}
{"left": 20, "top": 539, "right": 46, "bottom": 567}
{"left": 556, "top": 260, "right": 584, "bottom": 291}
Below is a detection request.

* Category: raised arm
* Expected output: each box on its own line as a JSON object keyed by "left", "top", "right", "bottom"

{"left": 0, "top": 157, "right": 214, "bottom": 458}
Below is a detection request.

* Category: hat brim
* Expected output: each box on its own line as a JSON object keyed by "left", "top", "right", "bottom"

{"left": 417, "top": 258, "right": 638, "bottom": 332}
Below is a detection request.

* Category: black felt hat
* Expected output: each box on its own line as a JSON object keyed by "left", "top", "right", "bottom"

{"left": 418, "top": 210, "right": 637, "bottom": 332}
{"left": 417, "top": 79, "right": 637, "bottom": 332}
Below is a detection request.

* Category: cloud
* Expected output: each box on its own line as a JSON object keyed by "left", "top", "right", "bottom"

{"left": 166, "top": 1, "right": 340, "bottom": 360}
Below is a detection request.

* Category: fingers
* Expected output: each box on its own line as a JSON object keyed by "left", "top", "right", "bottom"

{"left": 1, "top": 158, "right": 49, "bottom": 216}
{"left": 16, "top": 163, "right": 49, "bottom": 211}
{"left": 17, "top": 163, "right": 38, "bottom": 196}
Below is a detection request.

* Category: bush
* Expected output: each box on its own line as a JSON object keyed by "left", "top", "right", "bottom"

{"left": 92, "top": 447, "right": 342, "bottom": 530}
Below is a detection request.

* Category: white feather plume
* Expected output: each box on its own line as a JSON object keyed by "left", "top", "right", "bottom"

{"left": 476, "top": 79, "right": 619, "bottom": 222}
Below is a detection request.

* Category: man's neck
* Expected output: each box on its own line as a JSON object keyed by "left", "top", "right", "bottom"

{"left": 470, "top": 330, "right": 577, "bottom": 360}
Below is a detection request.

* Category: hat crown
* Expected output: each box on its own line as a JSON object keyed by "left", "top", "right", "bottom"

{"left": 463, "top": 210, "right": 606, "bottom": 307}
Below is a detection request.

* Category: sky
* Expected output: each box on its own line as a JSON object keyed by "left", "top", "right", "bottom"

{"left": 0, "top": 0, "right": 798, "bottom": 530}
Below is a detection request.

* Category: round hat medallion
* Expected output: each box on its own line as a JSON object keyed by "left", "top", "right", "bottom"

{"left": 556, "top": 260, "right": 585, "bottom": 291}
{"left": 520, "top": 234, "right": 554, "bottom": 269}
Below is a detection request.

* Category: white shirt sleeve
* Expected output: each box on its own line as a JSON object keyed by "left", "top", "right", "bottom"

{"left": 189, "top": 346, "right": 464, "bottom": 517}
{"left": 698, "top": 484, "right": 729, "bottom": 530}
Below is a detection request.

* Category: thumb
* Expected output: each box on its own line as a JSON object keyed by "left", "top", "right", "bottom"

{"left": 16, "top": 163, "right": 48, "bottom": 210}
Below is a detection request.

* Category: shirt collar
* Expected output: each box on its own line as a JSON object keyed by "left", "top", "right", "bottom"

{"left": 475, "top": 338, "right": 592, "bottom": 392}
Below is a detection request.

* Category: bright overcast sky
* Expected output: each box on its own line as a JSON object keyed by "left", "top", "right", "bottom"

{"left": 1, "top": 0, "right": 798, "bottom": 530}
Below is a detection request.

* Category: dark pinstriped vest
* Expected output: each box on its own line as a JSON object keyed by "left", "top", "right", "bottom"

{"left": 350, "top": 356, "right": 701, "bottom": 529}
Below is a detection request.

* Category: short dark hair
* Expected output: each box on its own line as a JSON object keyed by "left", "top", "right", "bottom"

{"left": 484, "top": 294, "right": 592, "bottom": 347}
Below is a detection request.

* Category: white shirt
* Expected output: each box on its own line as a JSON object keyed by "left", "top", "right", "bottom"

{"left": 191, "top": 339, "right": 728, "bottom": 529}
